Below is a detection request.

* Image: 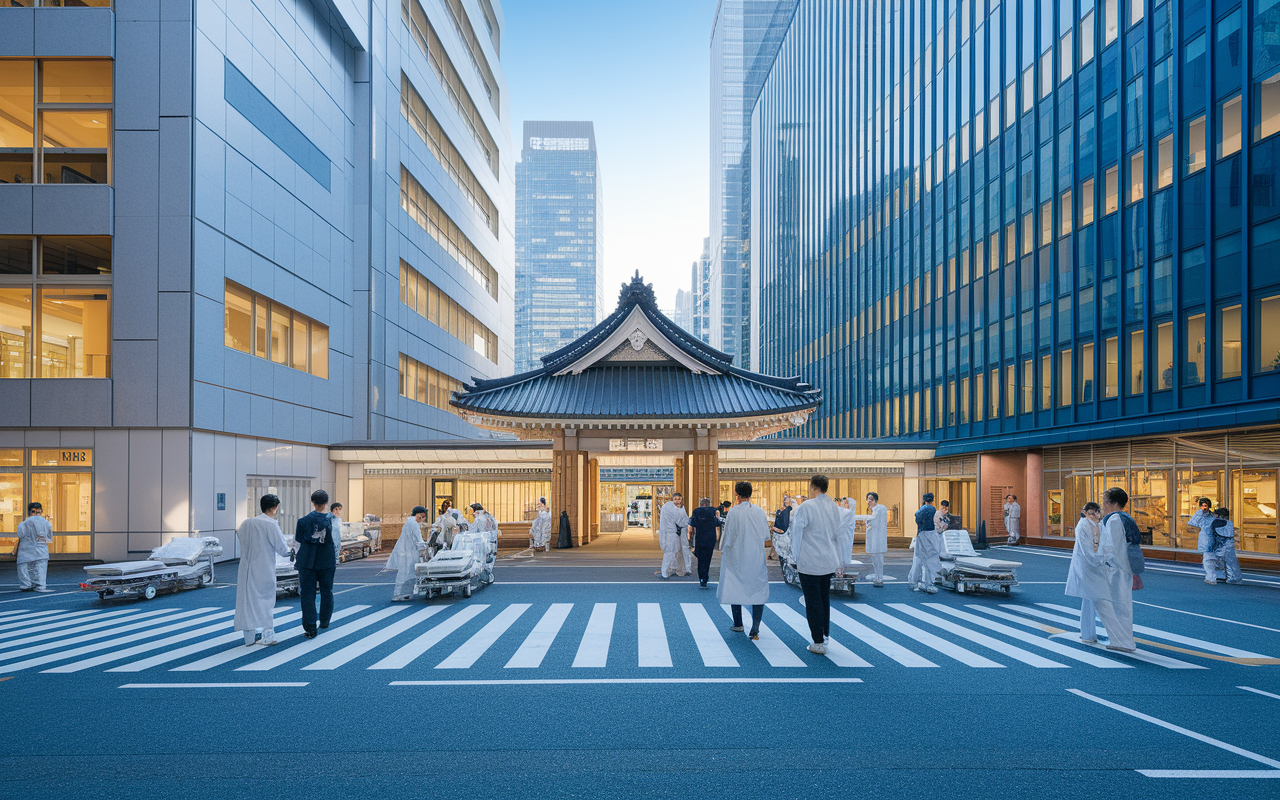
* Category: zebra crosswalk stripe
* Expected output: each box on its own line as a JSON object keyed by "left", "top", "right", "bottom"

{"left": 367, "top": 605, "right": 488, "bottom": 670}
{"left": 304, "top": 607, "right": 445, "bottom": 671}
{"left": 436, "top": 604, "right": 530, "bottom": 669}
{"left": 886, "top": 604, "right": 1068, "bottom": 668}
{"left": 828, "top": 607, "right": 939, "bottom": 668}
{"left": 995, "top": 605, "right": 1206, "bottom": 669}
{"left": 921, "top": 604, "right": 1130, "bottom": 668}
{"left": 0, "top": 608, "right": 105, "bottom": 635}
{"left": 109, "top": 609, "right": 303, "bottom": 672}
{"left": 0, "top": 608, "right": 213, "bottom": 666}
{"left": 845, "top": 604, "right": 1004, "bottom": 668}
{"left": 637, "top": 603, "right": 672, "bottom": 667}
{"left": 43, "top": 611, "right": 241, "bottom": 673}
{"left": 174, "top": 606, "right": 367, "bottom": 672}
{"left": 717, "top": 605, "right": 805, "bottom": 667}
{"left": 0, "top": 607, "right": 159, "bottom": 650}
{"left": 506, "top": 604, "right": 573, "bottom": 669}
{"left": 238, "top": 607, "right": 407, "bottom": 672}
{"left": 571, "top": 603, "right": 615, "bottom": 668}
{"left": 680, "top": 603, "right": 738, "bottom": 667}
{"left": 765, "top": 603, "right": 871, "bottom": 667}
{"left": 1037, "top": 602, "right": 1275, "bottom": 659}
{"left": 0, "top": 608, "right": 225, "bottom": 674}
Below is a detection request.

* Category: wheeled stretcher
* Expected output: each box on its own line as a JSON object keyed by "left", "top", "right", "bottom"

{"left": 80, "top": 536, "right": 224, "bottom": 601}
{"left": 276, "top": 552, "right": 300, "bottom": 597}
{"left": 772, "top": 531, "right": 863, "bottom": 595}
{"left": 937, "top": 530, "right": 1021, "bottom": 594}
{"left": 337, "top": 524, "right": 374, "bottom": 563}
{"left": 413, "top": 532, "right": 495, "bottom": 599}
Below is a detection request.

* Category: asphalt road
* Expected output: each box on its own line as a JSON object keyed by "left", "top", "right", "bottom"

{"left": 1, "top": 545, "right": 1278, "bottom": 799}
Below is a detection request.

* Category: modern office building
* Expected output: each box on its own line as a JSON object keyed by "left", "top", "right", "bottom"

{"left": 691, "top": 235, "right": 712, "bottom": 343}
{"left": 708, "top": 0, "right": 799, "bottom": 365}
{"left": 514, "top": 120, "right": 604, "bottom": 373}
{"left": 751, "top": 0, "right": 1280, "bottom": 556}
{"left": 0, "top": 0, "right": 513, "bottom": 562}
{"left": 673, "top": 288, "right": 693, "bottom": 332}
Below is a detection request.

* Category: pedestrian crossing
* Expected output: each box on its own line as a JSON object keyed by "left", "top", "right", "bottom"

{"left": 0, "top": 598, "right": 1273, "bottom": 676}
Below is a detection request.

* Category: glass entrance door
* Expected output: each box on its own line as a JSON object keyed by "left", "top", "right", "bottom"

{"left": 432, "top": 480, "right": 454, "bottom": 522}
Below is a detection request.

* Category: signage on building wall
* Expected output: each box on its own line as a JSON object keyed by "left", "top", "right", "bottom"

{"left": 216, "top": 493, "right": 226, "bottom": 511}
{"left": 608, "top": 438, "right": 663, "bottom": 452}
{"left": 58, "top": 450, "right": 91, "bottom": 466}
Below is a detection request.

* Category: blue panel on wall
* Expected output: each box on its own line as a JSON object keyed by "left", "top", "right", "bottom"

{"left": 223, "top": 59, "right": 330, "bottom": 191}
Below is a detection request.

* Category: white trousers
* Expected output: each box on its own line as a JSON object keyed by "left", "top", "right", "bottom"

{"left": 867, "top": 552, "right": 884, "bottom": 581}
{"left": 1202, "top": 551, "right": 1225, "bottom": 581}
{"left": 1080, "top": 597, "right": 1134, "bottom": 650}
{"left": 679, "top": 535, "right": 694, "bottom": 574}
{"left": 1006, "top": 518, "right": 1020, "bottom": 544}
{"left": 18, "top": 559, "right": 47, "bottom": 590}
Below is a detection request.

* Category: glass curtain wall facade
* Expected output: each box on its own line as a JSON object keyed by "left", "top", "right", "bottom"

{"left": 752, "top": 0, "right": 1280, "bottom": 554}
{"left": 709, "top": 0, "right": 800, "bottom": 365}
{"left": 514, "top": 121, "right": 604, "bottom": 373}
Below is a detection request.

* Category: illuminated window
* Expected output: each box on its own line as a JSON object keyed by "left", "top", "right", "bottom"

{"left": 1105, "top": 166, "right": 1120, "bottom": 214}
{"left": 1105, "top": 336, "right": 1119, "bottom": 398}
{"left": 1185, "top": 313, "right": 1205, "bottom": 386}
{"left": 1129, "top": 151, "right": 1144, "bottom": 204}
{"left": 1079, "top": 342, "right": 1095, "bottom": 403}
{"left": 1041, "top": 202, "right": 1052, "bottom": 247}
{"left": 1220, "top": 305, "right": 1242, "bottom": 379}
{"left": 1219, "top": 94, "right": 1243, "bottom": 159}
{"left": 1022, "top": 359, "right": 1034, "bottom": 413}
{"left": 0, "top": 59, "right": 113, "bottom": 185}
{"left": 1185, "top": 115, "right": 1206, "bottom": 175}
{"left": 1254, "top": 294, "right": 1280, "bottom": 374}
{"left": 223, "top": 281, "right": 328, "bottom": 379}
{"left": 399, "top": 260, "right": 498, "bottom": 363}
{"left": 1080, "top": 178, "right": 1095, "bottom": 226}
{"left": 1256, "top": 72, "right": 1280, "bottom": 143}
{"left": 1061, "top": 189, "right": 1073, "bottom": 237}
{"left": 398, "top": 353, "right": 464, "bottom": 412}
{"left": 1128, "top": 330, "right": 1145, "bottom": 395}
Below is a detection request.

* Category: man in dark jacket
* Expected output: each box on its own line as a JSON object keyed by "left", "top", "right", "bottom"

{"left": 689, "top": 498, "right": 724, "bottom": 588}
{"left": 295, "top": 489, "right": 337, "bottom": 638}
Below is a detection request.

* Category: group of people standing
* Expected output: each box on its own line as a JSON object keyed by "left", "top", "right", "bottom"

{"left": 385, "top": 500, "right": 499, "bottom": 601}
{"left": 1065, "top": 487, "right": 1148, "bottom": 652}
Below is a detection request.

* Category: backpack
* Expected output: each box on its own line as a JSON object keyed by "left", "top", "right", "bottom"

{"left": 1103, "top": 511, "right": 1145, "bottom": 574}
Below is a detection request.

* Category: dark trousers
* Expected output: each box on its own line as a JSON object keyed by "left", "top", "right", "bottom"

{"left": 731, "top": 604, "right": 764, "bottom": 634}
{"left": 798, "top": 572, "right": 833, "bottom": 643}
{"left": 299, "top": 567, "right": 335, "bottom": 632}
{"left": 694, "top": 542, "right": 715, "bottom": 583}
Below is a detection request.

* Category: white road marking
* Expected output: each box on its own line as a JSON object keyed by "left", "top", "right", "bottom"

{"left": 680, "top": 603, "right": 738, "bottom": 667}
{"left": 571, "top": 603, "right": 615, "bottom": 668}
{"left": 436, "top": 604, "right": 530, "bottom": 669}
{"left": 0, "top": 608, "right": 213, "bottom": 664}
{"left": 390, "top": 678, "right": 864, "bottom": 686}
{"left": 119, "top": 682, "right": 308, "bottom": 688}
{"left": 0, "top": 591, "right": 79, "bottom": 604}
{"left": 1240, "top": 686, "right": 1280, "bottom": 701}
{"left": 0, "top": 608, "right": 224, "bottom": 673}
{"left": 303, "top": 607, "right": 445, "bottom": 670}
{"left": 764, "top": 604, "right": 871, "bottom": 667}
{"left": 367, "top": 605, "right": 488, "bottom": 670}
{"left": 995, "top": 605, "right": 1205, "bottom": 669}
{"left": 0, "top": 608, "right": 160, "bottom": 649}
{"left": 173, "top": 607, "right": 366, "bottom": 671}
{"left": 922, "top": 604, "right": 1129, "bottom": 668}
{"left": 109, "top": 610, "right": 303, "bottom": 672}
{"left": 42, "top": 610, "right": 239, "bottom": 672}
{"left": 1038, "top": 602, "right": 1274, "bottom": 658}
{"left": 0, "top": 608, "right": 103, "bottom": 634}
{"left": 827, "top": 607, "right": 938, "bottom": 668}
{"left": 888, "top": 604, "right": 1068, "bottom": 668}
{"left": 1068, "top": 688, "right": 1280, "bottom": 770}
{"left": 1136, "top": 770, "right": 1280, "bottom": 778}
{"left": 718, "top": 605, "right": 806, "bottom": 667}
{"left": 238, "top": 607, "right": 407, "bottom": 671}
{"left": 1132, "top": 601, "right": 1280, "bottom": 634}
{"left": 845, "top": 604, "right": 1003, "bottom": 668}
{"left": 505, "top": 604, "right": 573, "bottom": 669}
{"left": 637, "top": 603, "right": 672, "bottom": 667}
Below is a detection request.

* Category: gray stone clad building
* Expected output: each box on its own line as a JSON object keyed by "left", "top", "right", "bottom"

{"left": 0, "top": 0, "right": 513, "bottom": 562}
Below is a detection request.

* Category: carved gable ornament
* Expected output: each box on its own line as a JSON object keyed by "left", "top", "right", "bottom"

{"left": 628, "top": 328, "right": 648, "bottom": 351}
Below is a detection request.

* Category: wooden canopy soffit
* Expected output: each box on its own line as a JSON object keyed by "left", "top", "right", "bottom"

{"left": 459, "top": 409, "right": 817, "bottom": 441}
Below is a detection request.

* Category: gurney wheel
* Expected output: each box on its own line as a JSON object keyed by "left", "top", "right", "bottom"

{"left": 956, "top": 582, "right": 965, "bottom": 594}
{"left": 1003, "top": 585, "right": 1011, "bottom": 594}
{"left": 462, "top": 583, "right": 472, "bottom": 598}
{"left": 200, "top": 571, "right": 214, "bottom": 587}
{"left": 142, "top": 584, "right": 157, "bottom": 600}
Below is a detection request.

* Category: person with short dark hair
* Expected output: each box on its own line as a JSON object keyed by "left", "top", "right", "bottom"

{"left": 718, "top": 481, "right": 769, "bottom": 638}
{"left": 910, "top": 493, "right": 942, "bottom": 593}
{"left": 1003, "top": 494, "right": 1022, "bottom": 545}
{"left": 530, "top": 497, "right": 552, "bottom": 552}
{"left": 15, "top": 502, "right": 54, "bottom": 593}
{"left": 329, "top": 502, "right": 345, "bottom": 563}
{"left": 1188, "top": 497, "right": 1223, "bottom": 583}
{"left": 656, "top": 492, "right": 690, "bottom": 579}
{"left": 688, "top": 497, "right": 723, "bottom": 588}
{"left": 934, "top": 499, "right": 952, "bottom": 532}
{"left": 1210, "top": 507, "right": 1243, "bottom": 585}
{"left": 1098, "top": 487, "right": 1140, "bottom": 651}
{"left": 234, "top": 494, "right": 291, "bottom": 646}
{"left": 1066, "top": 502, "right": 1110, "bottom": 644}
{"left": 387, "top": 506, "right": 429, "bottom": 600}
{"left": 788, "top": 475, "right": 842, "bottom": 655}
{"left": 295, "top": 489, "right": 337, "bottom": 638}
{"left": 859, "top": 492, "right": 888, "bottom": 587}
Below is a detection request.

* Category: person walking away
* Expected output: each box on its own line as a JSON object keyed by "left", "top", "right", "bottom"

{"left": 1210, "top": 508, "right": 1243, "bottom": 585}
{"left": 387, "top": 506, "right": 428, "bottom": 601}
{"left": 1188, "top": 497, "right": 1223, "bottom": 583}
{"left": 15, "top": 502, "right": 54, "bottom": 593}
{"left": 655, "top": 493, "right": 690, "bottom": 579}
{"left": 1065, "top": 503, "right": 1112, "bottom": 644}
{"left": 530, "top": 497, "right": 552, "bottom": 552}
{"left": 718, "top": 482, "right": 770, "bottom": 638}
{"left": 1098, "top": 487, "right": 1140, "bottom": 652}
{"left": 688, "top": 497, "right": 723, "bottom": 588}
{"left": 909, "top": 493, "right": 943, "bottom": 593}
{"left": 861, "top": 492, "right": 888, "bottom": 587}
{"left": 329, "top": 502, "right": 345, "bottom": 564}
{"left": 1004, "top": 495, "right": 1022, "bottom": 545}
{"left": 295, "top": 490, "right": 337, "bottom": 638}
{"left": 789, "top": 475, "right": 843, "bottom": 655}
{"left": 234, "top": 494, "right": 291, "bottom": 646}
{"left": 769, "top": 494, "right": 793, "bottom": 561}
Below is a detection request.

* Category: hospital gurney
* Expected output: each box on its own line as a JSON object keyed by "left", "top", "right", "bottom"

{"left": 276, "top": 551, "right": 300, "bottom": 597}
{"left": 413, "top": 532, "right": 495, "bottom": 599}
{"left": 772, "top": 531, "right": 863, "bottom": 595}
{"left": 937, "top": 530, "right": 1021, "bottom": 594}
{"left": 80, "top": 536, "right": 224, "bottom": 601}
{"left": 337, "top": 523, "right": 374, "bottom": 563}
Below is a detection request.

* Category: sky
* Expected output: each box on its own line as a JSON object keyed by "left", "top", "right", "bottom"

{"left": 500, "top": 0, "right": 721, "bottom": 310}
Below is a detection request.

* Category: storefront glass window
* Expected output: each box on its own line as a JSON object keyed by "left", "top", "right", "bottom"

{"left": 1232, "top": 469, "right": 1278, "bottom": 554}
{"left": 38, "top": 287, "right": 110, "bottom": 378}
{"left": 0, "top": 288, "right": 32, "bottom": 379}
{"left": 1131, "top": 468, "right": 1173, "bottom": 546}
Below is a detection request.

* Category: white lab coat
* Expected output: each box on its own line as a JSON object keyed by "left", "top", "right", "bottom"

{"left": 658, "top": 501, "right": 690, "bottom": 577}
{"left": 471, "top": 511, "right": 498, "bottom": 542}
{"left": 716, "top": 502, "right": 770, "bottom": 606}
{"left": 1088, "top": 512, "right": 1136, "bottom": 649}
{"left": 330, "top": 514, "right": 345, "bottom": 563}
{"left": 15, "top": 515, "right": 53, "bottom": 564}
{"left": 1004, "top": 501, "right": 1022, "bottom": 541}
{"left": 530, "top": 509, "right": 552, "bottom": 548}
{"left": 837, "top": 507, "right": 859, "bottom": 569}
{"left": 1065, "top": 517, "right": 1111, "bottom": 602}
{"left": 1188, "top": 509, "right": 1216, "bottom": 553}
{"left": 387, "top": 519, "right": 425, "bottom": 599}
{"left": 234, "top": 514, "right": 290, "bottom": 633}
{"left": 789, "top": 494, "right": 844, "bottom": 575}
{"left": 862, "top": 504, "right": 888, "bottom": 553}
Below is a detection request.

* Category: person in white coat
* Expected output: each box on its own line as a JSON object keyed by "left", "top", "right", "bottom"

{"left": 1187, "top": 497, "right": 1223, "bottom": 583}
{"left": 386, "top": 506, "right": 428, "bottom": 601}
{"left": 655, "top": 493, "right": 690, "bottom": 579}
{"left": 1065, "top": 502, "right": 1113, "bottom": 644}
{"left": 909, "top": 493, "right": 943, "bottom": 593}
{"left": 530, "top": 497, "right": 552, "bottom": 551}
{"left": 1004, "top": 495, "right": 1022, "bottom": 545}
{"left": 860, "top": 492, "right": 888, "bottom": 587}
{"left": 717, "top": 481, "right": 770, "bottom": 639}
{"left": 1097, "top": 488, "right": 1137, "bottom": 651}
{"left": 15, "top": 502, "right": 55, "bottom": 593}
{"left": 234, "top": 494, "right": 291, "bottom": 646}
{"left": 789, "top": 475, "right": 844, "bottom": 655}
{"left": 329, "top": 502, "right": 346, "bottom": 564}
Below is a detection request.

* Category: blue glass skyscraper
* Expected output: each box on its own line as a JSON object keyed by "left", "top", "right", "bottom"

{"left": 514, "top": 121, "right": 605, "bottom": 373}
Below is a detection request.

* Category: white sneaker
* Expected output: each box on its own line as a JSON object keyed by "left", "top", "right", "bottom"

{"left": 807, "top": 643, "right": 827, "bottom": 655}
{"left": 257, "top": 638, "right": 280, "bottom": 646}
{"left": 923, "top": 585, "right": 938, "bottom": 594}
{"left": 33, "top": 587, "right": 56, "bottom": 593}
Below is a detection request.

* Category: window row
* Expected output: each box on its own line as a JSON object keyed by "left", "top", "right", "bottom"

{"left": 0, "top": 287, "right": 110, "bottom": 378}
{"left": 0, "top": 236, "right": 110, "bottom": 276}
{"left": 0, "top": 59, "right": 112, "bottom": 185}
{"left": 398, "top": 352, "right": 463, "bottom": 412}
{"left": 398, "top": 260, "right": 497, "bottom": 363}
{"left": 223, "top": 281, "right": 329, "bottom": 379}
{"left": 6, "top": 1, "right": 111, "bottom": 6}
{"left": 401, "top": 0, "right": 498, "bottom": 176}
{"left": 439, "top": 0, "right": 499, "bottom": 113}
{"left": 400, "top": 73, "right": 498, "bottom": 238}
{"left": 400, "top": 165, "right": 498, "bottom": 300}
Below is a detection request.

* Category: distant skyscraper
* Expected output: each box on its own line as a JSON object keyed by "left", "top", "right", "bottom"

{"left": 514, "top": 121, "right": 605, "bottom": 373}
{"left": 708, "top": 0, "right": 798, "bottom": 365}
{"left": 692, "top": 236, "right": 712, "bottom": 343}
{"left": 673, "top": 288, "right": 693, "bottom": 333}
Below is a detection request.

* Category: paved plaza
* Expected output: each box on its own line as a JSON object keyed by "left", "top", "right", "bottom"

{"left": 1, "top": 542, "right": 1278, "bottom": 798}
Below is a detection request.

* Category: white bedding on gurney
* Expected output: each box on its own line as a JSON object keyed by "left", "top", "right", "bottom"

{"left": 84, "top": 561, "right": 177, "bottom": 578}
{"left": 149, "top": 536, "right": 223, "bottom": 565}
{"left": 942, "top": 531, "right": 1021, "bottom": 571}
